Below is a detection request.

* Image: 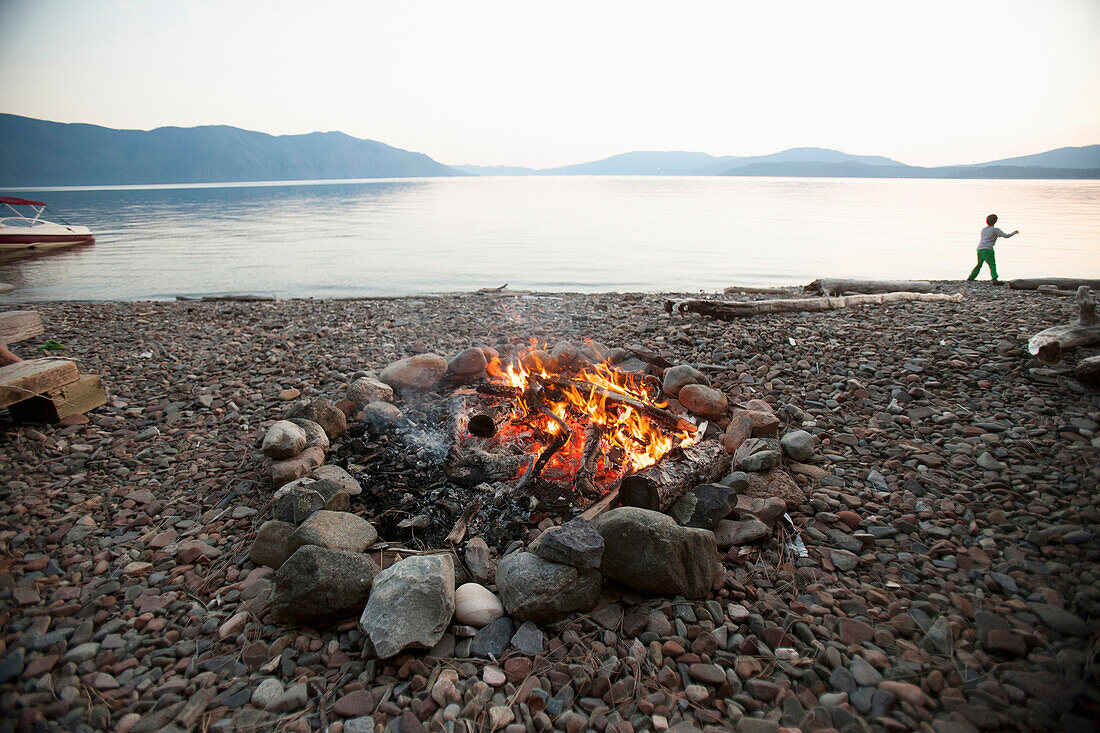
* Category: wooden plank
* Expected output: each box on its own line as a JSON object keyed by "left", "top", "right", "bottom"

{"left": 0, "top": 311, "right": 44, "bottom": 344}
{"left": 0, "top": 358, "right": 80, "bottom": 409}
{"left": 9, "top": 374, "right": 108, "bottom": 423}
{"left": 579, "top": 486, "right": 620, "bottom": 521}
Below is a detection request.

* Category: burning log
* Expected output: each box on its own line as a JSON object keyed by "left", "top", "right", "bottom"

{"left": 535, "top": 374, "right": 697, "bottom": 435}
{"left": 1028, "top": 287, "right": 1100, "bottom": 363}
{"left": 514, "top": 426, "right": 569, "bottom": 496}
{"left": 664, "top": 292, "right": 963, "bottom": 320}
{"left": 467, "top": 404, "right": 511, "bottom": 438}
{"left": 618, "top": 440, "right": 731, "bottom": 511}
{"left": 573, "top": 421, "right": 606, "bottom": 499}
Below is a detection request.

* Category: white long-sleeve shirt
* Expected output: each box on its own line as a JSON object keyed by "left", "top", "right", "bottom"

{"left": 978, "top": 225, "right": 1010, "bottom": 251}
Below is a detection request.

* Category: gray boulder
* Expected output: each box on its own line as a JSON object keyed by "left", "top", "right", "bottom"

{"left": 669, "top": 483, "right": 738, "bottom": 530}
{"left": 780, "top": 430, "right": 815, "bottom": 461}
{"left": 287, "top": 511, "right": 378, "bottom": 555}
{"left": 496, "top": 552, "right": 601, "bottom": 624}
{"left": 528, "top": 518, "right": 604, "bottom": 569}
{"left": 269, "top": 546, "right": 379, "bottom": 624}
{"left": 735, "top": 438, "right": 781, "bottom": 472}
{"left": 286, "top": 397, "right": 347, "bottom": 440}
{"left": 592, "top": 507, "right": 716, "bottom": 599}
{"left": 358, "top": 554, "right": 455, "bottom": 658}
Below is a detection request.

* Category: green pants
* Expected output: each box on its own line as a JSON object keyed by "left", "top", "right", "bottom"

{"left": 968, "top": 249, "right": 998, "bottom": 280}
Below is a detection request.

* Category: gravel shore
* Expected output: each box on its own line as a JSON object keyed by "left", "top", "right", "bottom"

{"left": 1, "top": 282, "right": 1098, "bottom": 733}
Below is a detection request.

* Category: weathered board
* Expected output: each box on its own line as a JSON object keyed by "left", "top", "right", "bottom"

{"left": 0, "top": 358, "right": 80, "bottom": 409}
{"left": 0, "top": 311, "right": 44, "bottom": 344}
{"left": 9, "top": 374, "right": 108, "bottom": 423}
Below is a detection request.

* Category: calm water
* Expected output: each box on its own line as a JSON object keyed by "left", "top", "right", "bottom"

{"left": 1, "top": 176, "right": 1098, "bottom": 302}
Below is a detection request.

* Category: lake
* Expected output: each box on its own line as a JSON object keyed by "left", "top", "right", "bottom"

{"left": 2, "top": 176, "right": 1098, "bottom": 302}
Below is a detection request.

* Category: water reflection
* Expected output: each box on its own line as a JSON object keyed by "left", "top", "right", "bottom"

{"left": 0, "top": 177, "right": 1098, "bottom": 302}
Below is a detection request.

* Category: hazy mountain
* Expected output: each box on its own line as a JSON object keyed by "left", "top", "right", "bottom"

{"left": 0, "top": 114, "right": 462, "bottom": 186}
{"left": 457, "top": 145, "right": 1097, "bottom": 179}
{"left": 722, "top": 161, "right": 1100, "bottom": 179}
{"left": 453, "top": 164, "right": 540, "bottom": 176}
{"left": 968, "top": 145, "right": 1100, "bottom": 169}
{"left": 542, "top": 151, "right": 734, "bottom": 176}
{"left": 457, "top": 148, "right": 909, "bottom": 176}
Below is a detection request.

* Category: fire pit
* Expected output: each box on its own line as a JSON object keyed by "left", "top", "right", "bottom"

{"left": 333, "top": 341, "right": 732, "bottom": 551}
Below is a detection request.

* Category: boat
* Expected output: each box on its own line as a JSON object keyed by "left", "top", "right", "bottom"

{"left": 0, "top": 197, "right": 95, "bottom": 252}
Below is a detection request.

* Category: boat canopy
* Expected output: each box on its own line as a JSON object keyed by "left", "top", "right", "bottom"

{"left": 0, "top": 197, "right": 47, "bottom": 206}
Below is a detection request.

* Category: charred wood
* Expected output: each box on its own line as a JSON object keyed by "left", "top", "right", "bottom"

{"left": 573, "top": 421, "right": 605, "bottom": 500}
{"left": 618, "top": 440, "right": 731, "bottom": 511}
{"left": 535, "top": 374, "right": 697, "bottom": 435}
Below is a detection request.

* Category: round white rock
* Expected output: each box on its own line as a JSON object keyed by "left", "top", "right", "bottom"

{"left": 453, "top": 583, "right": 504, "bottom": 628}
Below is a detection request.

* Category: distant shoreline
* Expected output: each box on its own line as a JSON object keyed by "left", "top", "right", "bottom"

{"left": 6, "top": 172, "right": 1100, "bottom": 193}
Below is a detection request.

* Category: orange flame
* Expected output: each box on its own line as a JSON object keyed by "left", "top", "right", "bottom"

{"left": 484, "top": 350, "right": 695, "bottom": 482}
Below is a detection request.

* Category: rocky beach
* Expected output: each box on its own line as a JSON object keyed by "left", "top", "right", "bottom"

{"left": 1, "top": 282, "right": 1097, "bottom": 733}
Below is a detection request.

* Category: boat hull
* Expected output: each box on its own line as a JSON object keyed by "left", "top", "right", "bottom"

{"left": 0, "top": 233, "right": 96, "bottom": 250}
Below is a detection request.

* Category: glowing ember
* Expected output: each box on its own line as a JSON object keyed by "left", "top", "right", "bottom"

{"left": 480, "top": 345, "right": 697, "bottom": 490}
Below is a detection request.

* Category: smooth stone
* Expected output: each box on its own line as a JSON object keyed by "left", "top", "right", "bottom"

{"left": 779, "top": 430, "right": 815, "bottom": 461}
{"left": 379, "top": 354, "right": 449, "bottom": 392}
{"left": 262, "top": 420, "right": 307, "bottom": 459}
{"left": 663, "top": 365, "right": 710, "bottom": 397}
{"left": 454, "top": 583, "right": 505, "bottom": 628}
{"left": 678, "top": 383, "right": 728, "bottom": 421}
{"left": 288, "top": 418, "right": 330, "bottom": 453}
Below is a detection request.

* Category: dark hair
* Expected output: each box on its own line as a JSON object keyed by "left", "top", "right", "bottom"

{"left": 986, "top": 214, "right": 998, "bottom": 226}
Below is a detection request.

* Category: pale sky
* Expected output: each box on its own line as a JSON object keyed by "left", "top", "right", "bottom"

{"left": 1, "top": 0, "right": 1097, "bottom": 169}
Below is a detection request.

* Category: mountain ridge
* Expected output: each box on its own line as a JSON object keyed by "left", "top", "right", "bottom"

{"left": 457, "top": 144, "right": 1100, "bottom": 178}
{"left": 2, "top": 114, "right": 1096, "bottom": 184}
{"left": 0, "top": 114, "right": 462, "bottom": 186}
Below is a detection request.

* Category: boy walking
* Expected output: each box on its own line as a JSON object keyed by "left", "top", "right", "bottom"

{"left": 968, "top": 214, "right": 1019, "bottom": 282}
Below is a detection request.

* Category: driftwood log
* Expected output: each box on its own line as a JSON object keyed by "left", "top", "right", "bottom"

{"left": 665, "top": 291, "right": 963, "bottom": 320}
{"left": 618, "top": 440, "right": 731, "bottom": 511}
{"left": 805, "top": 279, "right": 933, "bottom": 296}
{"left": 722, "top": 285, "right": 788, "bottom": 294}
{"left": 1075, "top": 355, "right": 1100, "bottom": 388}
{"left": 1009, "top": 278, "right": 1100, "bottom": 291}
{"left": 1028, "top": 287, "right": 1100, "bottom": 363}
